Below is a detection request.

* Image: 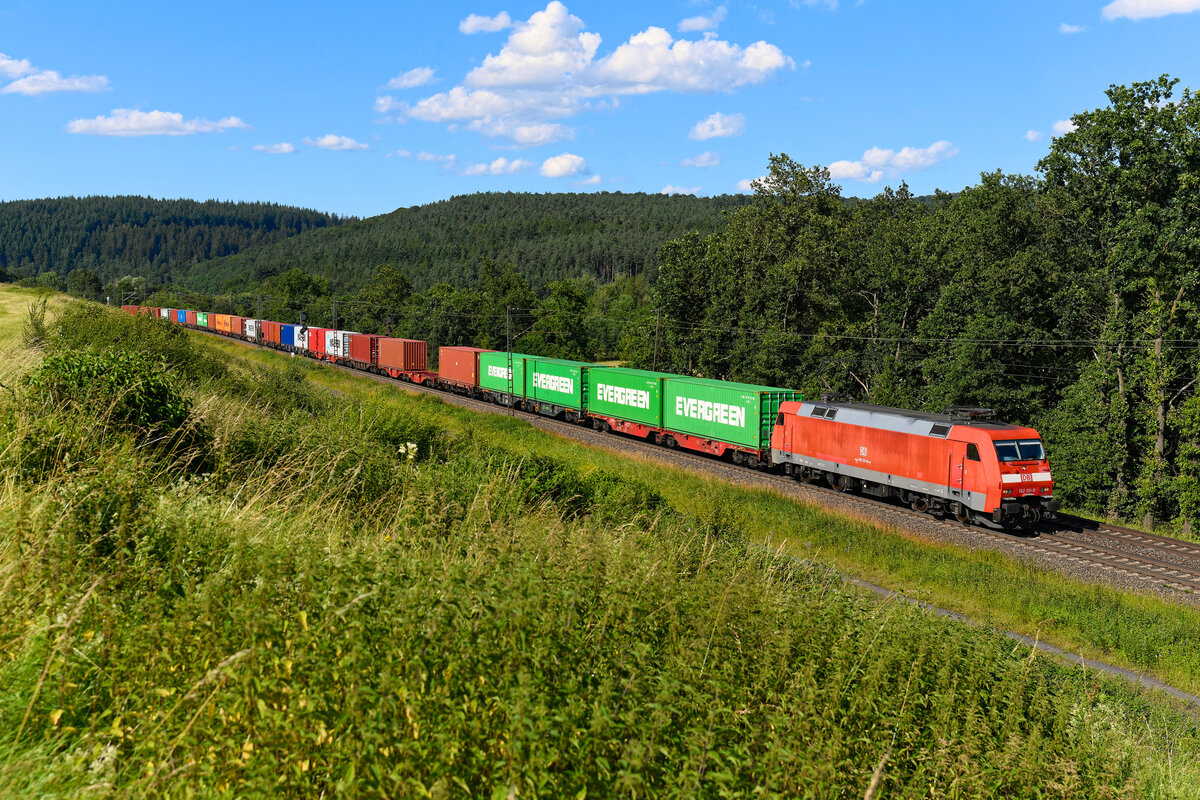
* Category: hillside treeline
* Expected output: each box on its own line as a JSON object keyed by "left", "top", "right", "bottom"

{"left": 0, "top": 196, "right": 346, "bottom": 286}
{"left": 647, "top": 76, "right": 1200, "bottom": 529}
{"left": 175, "top": 192, "right": 753, "bottom": 292}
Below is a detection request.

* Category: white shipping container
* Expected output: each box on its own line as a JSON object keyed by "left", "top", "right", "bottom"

{"left": 159, "top": 308, "right": 170, "bottom": 319}
{"left": 324, "top": 330, "right": 356, "bottom": 358}
{"left": 295, "top": 329, "right": 308, "bottom": 350}
{"left": 244, "top": 319, "right": 259, "bottom": 339}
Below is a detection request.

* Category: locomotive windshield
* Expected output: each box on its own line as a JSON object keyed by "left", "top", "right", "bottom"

{"left": 994, "top": 439, "right": 1045, "bottom": 462}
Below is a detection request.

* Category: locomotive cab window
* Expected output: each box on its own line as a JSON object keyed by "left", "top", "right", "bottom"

{"left": 776, "top": 412, "right": 785, "bottom": 426}
{"left": 994, "top": 439, "right": 1045, "bottom": 462}
{"left": 966, "top": 443, "right": 980, "bottom": 461}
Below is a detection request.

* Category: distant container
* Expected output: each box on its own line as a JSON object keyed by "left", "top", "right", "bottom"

{"left": 281, "top": 324, "right": 295, "bottom": 347}
{"left": 588, "top": 367, "right": 673, "bottom": 428}
{"left": 478, "top": 351, "right": 534, "bottom": 397}
{"left": 661, "top": 377, "right": 801, "bottom": 451}
{"left": 377, "top": 338, "right": 427, "bottom": 372}
{"left": 324, "top": 330, "right": 356, "bottom": 359}
{"left": 120, "top": 305, "right": 137, "bottom": 315}
{"left": 525, "top": 357, "right": 591, "bottom": 411}
{"left": 230, "top": 316, "right": 247, "bottom": 337}
{"left": 176, "top": 309, "right": 186, "bottom": 324}
{"left": 185, "top": 310, "right": 197, "bottom": 326}
{"left": 438, "top": 346, "right": 491, "bottom": 388}
{"left": 196, "top": 312, "right": 208, "bottom": 328}
{"left": 308, "top": 327, "right": 327, "bottom": 357}
{"left": 263, "top": 320, "right": 281, "bottom": 345}
{"left": 160, "top": 308, "right": 171, "bottom": 320}
{"left": 348, "top": 334, "right": 379, "bottom": 365}
{"left": 244, "top": 319, "right": 259, "bottom": 339}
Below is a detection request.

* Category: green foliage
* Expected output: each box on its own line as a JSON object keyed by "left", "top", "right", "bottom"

{"left": 21, "top": 296, "right": 48, "bottom": 349}
{"left": 24, "top": 349, "right": 191, "bottom": 436}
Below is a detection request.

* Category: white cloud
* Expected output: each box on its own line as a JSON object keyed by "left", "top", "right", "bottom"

{"left": 802, "top": 0, "right": 838, "bottom": 8}
{"left": 375, "top": 95, "right": 407, "bottom": 114}
{"left": 735, "top": 176, "right": 765, "bottom": 192}
{"left": 1024, "top": 130, "right": 1043, "bottom": 142}
{"left": 661, "top": 184, "right": 700, "bottom": 195}
{"left": 1059, "top": 22, "right": 1085, "bottom": 33}
{"left": 67, "top": 109, "right": 249, "bottom": 136}
{"left": 253, "top": 142, "right": 295, "bottom": 154}
{"left": 408, "top": 2, "right": 791, "bottom": 146}
{"left": 0, "top": 53, "right": 34, "bottom": 79}
{"left": 576, "top": 174, "right": 602, "bottom": 186}
{"left": 1052, "top": 119, "right": 1077, "bottom": 135}
{"left": 387, "top": 67, "right": 436, "bottom": 89}
{"left": 417, "top": 151, "right": 457, "bottom": 163}
{"left": 0, "top": 52, "right": 108, "bottom": 95}
{"left": 541, "top": 152, "right": 586, "bottom": 177}
{"left": 304, "top": 134, "right": 368, "bottom": 150}
{"left": 460, "top": 11, "right": 513, "bottom": 33}
{"left": 689, "top": 112, "right": 745, "bottom": 140}
{"left": 682, "top": 151, "right": 720, "bottom": 167}
{"left": 1101, "top": 0, "right": 1200, "bottom": 19}
{"left": 463, "top": 157, "right": 533, "bottom": 175}
{"left": 828, "top": 140, "right": 957, "bottom": 183}
{"left": 395, "top": 149, "right": 411, "bottom": 157}
{"left": 679, "top": 6, "right": 727, "bottom": 32}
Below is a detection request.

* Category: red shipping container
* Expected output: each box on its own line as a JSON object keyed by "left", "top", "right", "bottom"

{"left": 309, "top": 327, "right": 328, "bottom": 356}
{"left": 264, "top": 320, "right": 282, "bottom": 344}
{"left": 348, "top": 334, "right": 379, "bottom": 365}
{"left": 185, "top": 310, "right": 198, "bottom": 326}
{"left": 378, "top": 338, "right": 428, "bottom": 371}
{"left": 229, "top": 316, "right": 246, "bottom": 336}
{"left": 438, "top": 346, "right": 491, "bottom": 388}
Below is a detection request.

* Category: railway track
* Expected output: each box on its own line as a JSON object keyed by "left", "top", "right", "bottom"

{"left": 208, "top": 331, "right": 1200, "bottom": 601}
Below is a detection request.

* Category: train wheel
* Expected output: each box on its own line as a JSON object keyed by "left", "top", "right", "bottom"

{"left": 954, "top": 503, "right": 971, "bottom": 525}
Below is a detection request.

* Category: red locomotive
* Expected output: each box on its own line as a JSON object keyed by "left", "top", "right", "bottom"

{"left": 771, "top": 401, "right": 1058, "bottom": 528}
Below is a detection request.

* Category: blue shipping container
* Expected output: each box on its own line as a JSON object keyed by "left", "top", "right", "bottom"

{"left": 281, "top": 325, "right": 296, "bottom": 347}
{"left": 176, "top": 309, "right": 186, "bottom": 323}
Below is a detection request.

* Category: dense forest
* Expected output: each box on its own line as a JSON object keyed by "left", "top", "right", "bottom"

{"left": 4, "top": 75, "right": 1198, "bottom": 529}
{"left": 0, "top": 196, "right": 346, "bottom": 288}
{"left": 174, "top": 192, "right": 754, "bottom": 292}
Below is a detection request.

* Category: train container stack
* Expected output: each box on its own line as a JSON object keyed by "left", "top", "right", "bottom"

{"left": 587, "top": 367, "right": 671, "bottom": 432}
{"left": 377, "top": 338, "right": 428, "bottom": 378}
{"left": 348, "top": 334, "right": 380, "bottom": 369}
{"left": 525, "top": 357, "right": 592, "bottom": 420}
{"left": 197, "top": 312, "right": 209, "bottom": 328}
{"left": 436, "top": 346, "right": 492, "bottom": 393}
{"left": 308, "top": 327, "right": 328, "bottom": 358}
{"left": 185, "top": 310, "right": 197, "bottom": 326}
{"left": 660, "top": 377, "right": 800, "bottom": 463}
{"left": 159, "top": 308, "right": 171, "bottom": 320}
{"left": 176, "top": 310, "right": 186, "bottom": 324}
{"left": 478, "top": 352, "right": 534, "bottom": 406}
{"left": 281, "top": 324, "right": 296, "bottom": 348}
{"left": 324, "top": 330, "right": 356, "bottom": 361}
{"left": 263, "top": 320, "right": 282, "bottom": 346}
{"left": 244, "top": 319, "right": 259, "bottom": 339}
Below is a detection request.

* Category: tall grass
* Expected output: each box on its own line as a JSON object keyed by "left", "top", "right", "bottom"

{"left": 0, "top": 298, "right": 1198, "bottom": 797}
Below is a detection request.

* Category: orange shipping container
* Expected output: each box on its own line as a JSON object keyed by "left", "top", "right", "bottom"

{"left": 377, "top": 338, "right": 428, "bottom": 371}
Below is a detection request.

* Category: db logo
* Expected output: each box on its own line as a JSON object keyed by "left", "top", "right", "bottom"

{"left": 1020, "top": 473, "right": 1032, "bottom": 482}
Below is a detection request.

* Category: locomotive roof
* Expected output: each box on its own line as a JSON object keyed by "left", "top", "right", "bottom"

{"left": 801, "top": 400, "right": 1023, "bottom": 431}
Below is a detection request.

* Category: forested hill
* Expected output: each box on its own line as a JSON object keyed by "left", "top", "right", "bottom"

{"left": 0, "top": 196, "right": 347, "bottom": 283}
{"left": 176, "top": 192, "right": 754, "bottom": 293}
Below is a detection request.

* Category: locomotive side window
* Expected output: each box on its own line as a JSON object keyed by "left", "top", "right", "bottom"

{"left": 966, "top": 444, "right": 980, "bottom": 461}
{"left": 994, "top": 439, "right": 1045, "bottom": 462}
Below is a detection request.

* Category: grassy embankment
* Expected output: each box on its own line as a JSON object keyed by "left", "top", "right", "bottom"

{"left": 0, "top": 292, "right": 1199, "bottom": 797}
{"left": 209, "top": 327, "right": 1200, "bottom": 699}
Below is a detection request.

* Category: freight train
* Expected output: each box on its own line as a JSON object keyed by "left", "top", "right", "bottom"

{"left": 123, "top": 305, "right": 1060, "bottom": 529}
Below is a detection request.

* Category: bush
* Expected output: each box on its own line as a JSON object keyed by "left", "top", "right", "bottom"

{"left": 24, "top": 349, "right": 193, "bottom": 439}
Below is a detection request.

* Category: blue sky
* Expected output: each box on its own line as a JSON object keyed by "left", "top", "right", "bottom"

{"left": 2, "top": 0, "right": 1199, "bottom": 218}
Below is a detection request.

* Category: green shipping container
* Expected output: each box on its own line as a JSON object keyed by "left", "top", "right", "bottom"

{"left": 526, "top": 357, "right": 591, "bottom": 411}
{"left": 197, "top": 312, "right": 209, "bottom": 328}
{"left": 662, "top": 377, "right": 801, "bottom": 450}
{"left": 478, "top": 351, "right": 534, "bottom": 396}
{"left": 588, "top": 367, "right": 672, "bottom": 428}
